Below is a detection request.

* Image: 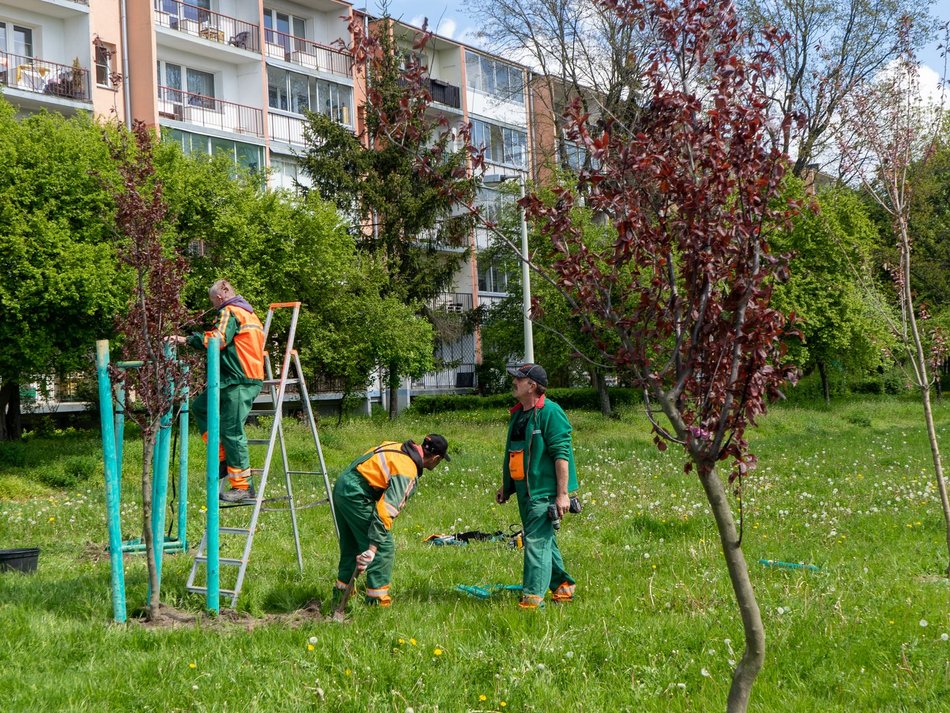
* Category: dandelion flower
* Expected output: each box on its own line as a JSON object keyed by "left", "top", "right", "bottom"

{"left": 479, "top": 694, "right": 487, "bottom": 701}
{"left": 940, "top": 633, "right": 948, "bottom": 641}
{"left": 410, "top": 638, "right": 417, "bottom": 646}
{"left": 345, "top": 668, "right": 352, "bottom": 676}
{"left": 308, "top": 636, "right": 318, "bottom": 645}
{"left": 500, "top": 703, "right": 507, "bottom": 708}
{"left": 433, "top": 648, "right": 443, "bottom": 656}
{"left": 398, "top": 638, "right": 405, "bottom": 645}
{"left": 920, "top": 619, "right": 928, "bottom": 627}
{"left": 188, "top": 662, "right": 197, "bottom": 669}
{"left": 307, "top": 644, "right": 315, "bottom": 651}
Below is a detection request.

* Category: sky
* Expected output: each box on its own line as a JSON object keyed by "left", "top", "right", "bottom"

{"left": 371, "top": 0, "right": 950, "bottom": 81}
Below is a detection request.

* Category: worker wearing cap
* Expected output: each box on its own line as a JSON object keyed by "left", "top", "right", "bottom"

{"left": 332, "top": 434, "right": 450, "bottom": 607}
{"left": 497, "top": 363, "right": 578, "bottom": 608}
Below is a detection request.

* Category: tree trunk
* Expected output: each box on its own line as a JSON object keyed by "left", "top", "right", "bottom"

{"left": 699, "top": 464, "right": 765, "bottom": 713}
{"left": 589, "top": 368, "right": 612, "bottom": 417}
{"left": 141, "top": 426, "right": 160, "bottom": 619}
{"left": 0, "top": 381, "right": 22, "bottom": 441}
{"left": 817, "top": 361, "right": 830, "bottom": 406}
{"left": 900, "top": 224, "right": 950, "bottom": 576}
{"left": 388, "top": 366, "right": 399, "bottom": 419}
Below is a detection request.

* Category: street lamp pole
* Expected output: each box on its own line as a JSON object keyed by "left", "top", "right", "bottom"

{"left": 517, "top": 175, "right": 534, "bottom": 363}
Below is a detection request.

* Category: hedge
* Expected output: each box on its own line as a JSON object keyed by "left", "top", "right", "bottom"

{"left": 407, "top": 387, "right": 641, "bottom": 414}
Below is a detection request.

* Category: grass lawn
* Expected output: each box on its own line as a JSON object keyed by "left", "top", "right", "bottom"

{"left": 0, "top": 396, "right": 948, "bottom": 712}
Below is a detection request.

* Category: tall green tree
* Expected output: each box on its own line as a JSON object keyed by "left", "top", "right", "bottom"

{"left": 298, "top": 14, "right": 477, "bottom": 416}
{"left": 156, "top": 146, "right": 433, "bottom": 411}
{"left": 0, "top": 101, "right": 128, "bottom": 439}
{"left": 771, "top": 182, "right": 893, "bottom": 402}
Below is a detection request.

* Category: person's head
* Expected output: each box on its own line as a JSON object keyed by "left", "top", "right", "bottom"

{"left": 420, "top": 433, "right": 450, "bottom": 470}
{"left": 507, "top": 363, "right": 548, "bottom": 401}
{"left": 209, "top": 279, "right": 236, "bottom": 309}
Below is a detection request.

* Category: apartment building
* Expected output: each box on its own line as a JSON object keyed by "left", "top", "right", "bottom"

{"left": 1, "top": 1, "right": 558, "bottom": 396}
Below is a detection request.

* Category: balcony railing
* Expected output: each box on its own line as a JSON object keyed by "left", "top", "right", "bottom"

{"left": 0, "top": 53, "right": 90, "bottom": 101}
{"left": 264, "top": 28, "right": 353, "bottom": 78}
{"left": 431, "top": 292, "right": 474, "bottom": 313}
{"left": 269, "top": 112, "right": 307, "bottom": 145}
{"left": 155, "top": 0, "right": 260, "bottom": 52}
{"left": 158, "top": 85, "right": 264, "bottom": 138}
{"left": 411, "top": 363, "right": 477, "bottom": 391}
{"left": 428, "top": 78, "right": 461, "bottom": 109}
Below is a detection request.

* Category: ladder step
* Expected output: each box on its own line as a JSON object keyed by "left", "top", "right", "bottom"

{"left": 248, "top": 409, "right": 277, "bottom": 417}
{"left": 195, "top": 556, "right": 243, "bottom": 566}
{"left": 247, "top": 439, "right": 270, "bottom": 446}
{"left": 263, "top": 378, "right": 299, "bottom": 386}
{"left": 186, "top": 585, "right": 238, "bottom": 596}
{"left": 219, "top": 527, "right": 252, "bottom": 535}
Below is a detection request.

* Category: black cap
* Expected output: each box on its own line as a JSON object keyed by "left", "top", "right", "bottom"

{"left": 422, "top": 434, "right": 450, "bottom": 461}
{"left": 506, "top": 363, "right": 548, "bottom": 387}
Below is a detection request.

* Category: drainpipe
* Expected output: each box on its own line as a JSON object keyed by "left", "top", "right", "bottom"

{"left": 120, "top": 0, "right": 132, "bottom": 128}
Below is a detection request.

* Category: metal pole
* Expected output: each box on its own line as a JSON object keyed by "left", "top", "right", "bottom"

{"left": 149, "top": 346, "right": 174, "bottom": 598}
{"left": 205, "top": 338, "right": 221, "bottom": 614}
{"left": 114, "top": 381, "right": 125, "bottom": 490}
{"left": 177, "top": 366, "right": 189, "bottom": 550}
{"left": 96, "top": 340, "right": 126, "bottom": 624}
{"left": 518, "top": 176, "right": 534, "bottom": 363}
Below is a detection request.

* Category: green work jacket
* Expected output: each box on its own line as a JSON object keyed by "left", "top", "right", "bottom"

{"left": 502, "top": 394, "right": 578, "bottom": 501}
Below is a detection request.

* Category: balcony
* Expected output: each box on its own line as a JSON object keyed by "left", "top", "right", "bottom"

{"left": 428, "top": 78, "right": 461, "bottom": 109}
{"left": 0, "top": 53, "right": 90, "bottom": 101}
{"left": 269, "top": 112, "right": 307, "bottom": 145}
{"left": 264, "top": 29, "right": 353, "bottom": 78}
{"left": 157, "top": 85, "right": 263, "bottom": 138}
{"left": 155, "top": 0, "right": 260, "bottom": 52}
{"left": 411, "top": 363, "right": 477, "bottom": 391}
{"left": 431, "top": 292, "right": 474, "bottom": 313}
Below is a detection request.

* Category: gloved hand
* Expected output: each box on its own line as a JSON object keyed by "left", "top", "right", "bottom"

{"left": 355, "top": 548, "right": 376, "bottom": 572}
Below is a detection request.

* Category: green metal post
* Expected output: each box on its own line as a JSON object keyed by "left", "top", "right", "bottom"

{"left": 149, "top": 346, "right": 174, "bottom": 598}
{"left": 206, "top": 338, "right": 221, "bottom": 614}
{"left": 177, "top": 366, "right": 189, "bottom": 550}
{"left": 96, "top": 340, "right": 126, "bottom": 624}
{"left": 114, "top": 381, "right": 125, "bottom": 490}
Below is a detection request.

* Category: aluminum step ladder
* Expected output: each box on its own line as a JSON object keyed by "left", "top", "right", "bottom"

{"left": 186, "top": 301, "right": 338, "bottom": 608}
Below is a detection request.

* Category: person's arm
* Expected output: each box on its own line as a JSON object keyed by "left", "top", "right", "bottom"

{"left": 554, "top": 458, "right": 570, "bottom": 516}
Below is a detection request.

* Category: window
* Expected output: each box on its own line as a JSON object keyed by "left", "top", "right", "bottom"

{"left": 464, "top": 51, "right": 523, "bottom": 102}
{"left": 0, "top": 22, "right": 33, "bottom": 59}
{"left": 471, "top": 119, "right": 527, "bottom": 168}
{"left": 157, "top": 62, "right": 215, "bottom": 109}
{"left": 478, "top": 257, "right": 509, "bottom": 294}
{"left": 268, "top": 69, "right": 353, "bottom": 126}
{"left": 264, "top": 7, "right": 306, "bottom": 49}
{"left": 95, "top": 42, "right": 116, "bottom": 88}
{"left": 163, "top": 127, "right": 263, "bottom": 174}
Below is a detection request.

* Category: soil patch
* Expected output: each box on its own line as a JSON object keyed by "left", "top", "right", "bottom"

{"left": 136, "top": 599, "right": 330, "bottom": 630}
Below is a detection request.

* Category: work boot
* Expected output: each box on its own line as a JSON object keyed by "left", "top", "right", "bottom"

{"left": 220, "top": 483, "right": 255, "bottom": 504}
{"left": 551, "top": 582, "right": 576, "bottom": 604}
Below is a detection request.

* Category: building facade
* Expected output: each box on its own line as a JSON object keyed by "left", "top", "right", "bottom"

{"left": 1, "top": 1, "right": 561, "bottom": 396}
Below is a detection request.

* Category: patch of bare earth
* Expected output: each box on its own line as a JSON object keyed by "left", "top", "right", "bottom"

{"left": 137, "top": 599, "right": 329, "bottom": 630}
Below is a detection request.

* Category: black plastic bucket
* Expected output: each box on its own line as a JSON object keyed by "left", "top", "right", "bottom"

{"left": 0, "top": 547, "right": 40, "bottom": 573}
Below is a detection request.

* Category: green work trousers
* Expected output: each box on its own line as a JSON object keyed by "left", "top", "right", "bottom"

{"left": 515, "top": 480, "right": 574, "bottom": 600}
{"left": 191, "top": 382, "right": 262, "bottom": 472}
{"left": 332, "top": 468, "right": 396, "bottom": 603}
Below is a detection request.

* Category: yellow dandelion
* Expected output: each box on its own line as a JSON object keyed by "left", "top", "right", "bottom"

{"left": 433, "top": 648, "right": 443, "bottom": 656}
{"left": 48, "top": 517, "right": 55, "bottom": 523}
{"left": 188, "top": 662, "right": 197, "bottom": 669}
{"left": 501, "top": 702, "right": 507, "bottom": 708}
{"left": 398, "top": 638, "right": 405, "bottom": 645}
{"left": 409, "top": 638, "right": 417, "bottom": 646}
{"left": 479, "top": 694, "right": 487, "bottom": 701}
{"left": 345, "top": 668, "right": 352, "bottom": 676}
{"left": 200, "top": 506, "right": 207, "bottom": 513}
{"left": 307, "top": 644, "right": 315, "bottom": 651}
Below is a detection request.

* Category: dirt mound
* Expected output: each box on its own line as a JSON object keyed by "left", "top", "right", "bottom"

{"left": 136, "top": 599, "right": 328, "bottom": 630}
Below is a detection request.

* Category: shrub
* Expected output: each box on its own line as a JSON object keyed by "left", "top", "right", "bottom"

{"left": 408, "top": 387, "right": 641, "bottom": 414}
{"left": 36, "top": 455, "right": 98, "bottom": 488}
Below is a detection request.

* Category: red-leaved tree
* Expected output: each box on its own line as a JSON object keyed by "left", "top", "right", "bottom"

{"left": 356, "top": 2, "right": 799, "bottom": 709}
{"left": 105, "top": 121, "right": 197, "bottom": 620}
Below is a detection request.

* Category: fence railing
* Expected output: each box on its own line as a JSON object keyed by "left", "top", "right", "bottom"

{"left": 263, "top": 28, "right": 353, "bottom": 78}
{"left": 157, "top": 85, "right": 264, "bottom": 137}
{"left": 0, "top": 53, "right": 90, "bottom": 101}
{"left": 411, "top": 363, "right": 477, "bottom": 391}
{"left": 155, "top": 0, "right": 260, "bottom": 52}
{"left": 431, "top": 292, "right": 474, "bottom": 313}
{"left": 269, "top": 112, "right": 307, "bottom": 145}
